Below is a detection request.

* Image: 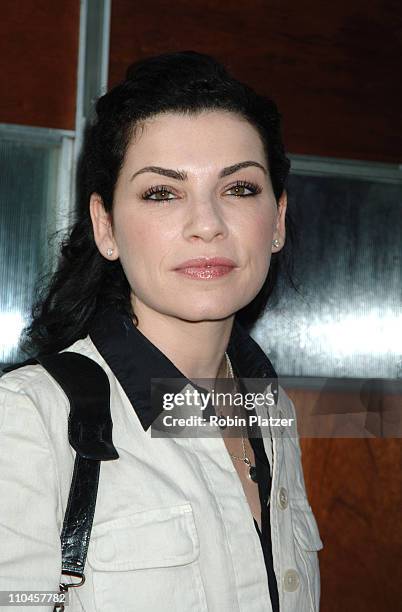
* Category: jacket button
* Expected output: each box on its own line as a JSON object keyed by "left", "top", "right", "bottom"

{"left": 283, "top": 569, "right": 300, "bottom": 592}
{"left": 278, "top": 486, "right": 288, "bottom": 509}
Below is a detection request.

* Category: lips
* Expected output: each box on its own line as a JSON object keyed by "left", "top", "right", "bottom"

{"left": 174, "top": 257, "right": 237, "bottom": 280}
{"left": 175, "top": 257, "right": 237, "bottom": 270}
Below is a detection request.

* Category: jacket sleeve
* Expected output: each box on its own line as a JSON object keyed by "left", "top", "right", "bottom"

{"left": 0, "top": 383, "right": 62, "bottom": 609}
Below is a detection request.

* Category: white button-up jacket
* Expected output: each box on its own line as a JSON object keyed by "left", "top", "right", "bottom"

{"left": 0, "top": 335, "right": 323, "bottom": 611}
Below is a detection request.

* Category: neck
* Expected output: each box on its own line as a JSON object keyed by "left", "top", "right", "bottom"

{"left": 132, "top": 302, "right": 235, "bottom": 380}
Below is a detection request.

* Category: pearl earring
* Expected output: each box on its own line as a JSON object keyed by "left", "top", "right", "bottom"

{"left": 272, "top": 238, "right": 280, "bottom": 248}
{"left": 106, "top": 248, "right": 114, "bottom": 257}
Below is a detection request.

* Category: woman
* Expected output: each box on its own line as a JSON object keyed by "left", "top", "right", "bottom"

{"left": 0, "top": 51, "right": 323, "bottom": 611}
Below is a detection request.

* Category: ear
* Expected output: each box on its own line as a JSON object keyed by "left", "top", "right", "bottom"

{"left": 89, "top": 193, "right": 119, "bottom": 260}
{"left": 271, "top": 190, "right": 287, "bottom": 253}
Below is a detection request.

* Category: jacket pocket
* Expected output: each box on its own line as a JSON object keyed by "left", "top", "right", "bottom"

{"left": 290, "top": 498, "right": 323, "bottom": 612}
{"left": 87, "top": 503, "right": 208, "bottom": 612}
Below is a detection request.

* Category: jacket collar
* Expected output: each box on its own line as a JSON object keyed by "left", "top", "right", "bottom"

{"left": 89, "top": 305, "right": 277, "bottom": 432}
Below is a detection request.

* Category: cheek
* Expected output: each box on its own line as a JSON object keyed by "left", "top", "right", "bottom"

{"left": 111, "top": 208, "right": 144, "bottom": 268}
{"left": 241, "top": 208, "right": 276, "bottom": 283}
{"left": 240, "top": 207, "right": 276, "bottom": 253}
{"left": 255, "top": 217, "right": 274, "bottom": 245}
{"left": 113, "top": 212, "right": 175, "bottom": 270}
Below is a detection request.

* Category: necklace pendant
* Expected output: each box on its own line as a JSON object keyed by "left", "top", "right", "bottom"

{"left": 248, "top": 466, "right": 258, "bottom": 483}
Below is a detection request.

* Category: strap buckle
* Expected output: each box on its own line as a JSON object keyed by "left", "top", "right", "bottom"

{"left": 53, "top": 574, "right": 85, "bottom": 612}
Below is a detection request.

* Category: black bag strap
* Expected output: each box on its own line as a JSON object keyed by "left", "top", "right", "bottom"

{"left": 4, "top": 352, "right": 119, "bottom": 604}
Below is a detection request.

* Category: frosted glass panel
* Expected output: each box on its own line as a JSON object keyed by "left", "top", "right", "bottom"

{"left": 253, "top": 173, "right": 402, "bottom": 379}
{"left": 0, "top": 137, "right": 59, "bottom": 365}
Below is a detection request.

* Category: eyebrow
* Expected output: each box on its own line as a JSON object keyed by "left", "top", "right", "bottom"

{"left": 129, "top": 160, "right": 267, "bottom": 182}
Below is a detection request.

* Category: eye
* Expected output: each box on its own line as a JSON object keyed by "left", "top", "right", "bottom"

{"left": 142, "top": 185, "right": 177, "bottom": 201}
{"left": 224, "top": 180, "right": 262, "bottom": 197}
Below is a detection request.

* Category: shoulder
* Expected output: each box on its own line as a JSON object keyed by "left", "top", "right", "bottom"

{"left": 277, "top": 384, "right": 297, "bottom": 418}
{"left": 0, "top": 361, "right": 56, "bottom": 434}
{"left": 0, "top": 336, "right": 107, "bottom": 432}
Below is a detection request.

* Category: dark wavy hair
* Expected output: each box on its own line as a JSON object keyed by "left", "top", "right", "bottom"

{"left": 21, "top": 50, "right": 292, "bottom": 356}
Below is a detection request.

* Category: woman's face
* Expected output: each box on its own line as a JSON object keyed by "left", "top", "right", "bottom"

{"left": 91, "top": 110, "right": 286, "bottom": 324}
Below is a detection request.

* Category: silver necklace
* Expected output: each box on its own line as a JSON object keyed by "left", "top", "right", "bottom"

{"left": 224, "top": 353, "right": 258, "bottom": 483}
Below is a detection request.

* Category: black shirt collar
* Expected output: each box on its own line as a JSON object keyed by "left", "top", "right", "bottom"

{"left": 89, "top": 305, "right": 277, "bottom": 432}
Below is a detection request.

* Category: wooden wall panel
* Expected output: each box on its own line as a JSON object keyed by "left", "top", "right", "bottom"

{"left": 109, "top": 0, "right": 402, "bottom": 163}
{"left": 1, "top": 0, "right": 80, "bottom": 129}
{"left": 288, "top": 389, "right": 402, "bottom": 612}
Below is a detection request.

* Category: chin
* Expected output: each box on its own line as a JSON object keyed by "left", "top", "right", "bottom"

{"left": 168, "top": 297, "right": 250, "bottom": 323}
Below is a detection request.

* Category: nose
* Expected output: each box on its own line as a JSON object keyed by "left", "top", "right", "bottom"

{"left": 182, "top": 195, "right": 228, "bottom": 243}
